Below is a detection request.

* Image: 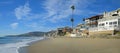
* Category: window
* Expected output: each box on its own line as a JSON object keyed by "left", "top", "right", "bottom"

{"left": 101, "top": 23, "right": 105, "bottom": 26}
{"left": 99, "top": 23, "right": 104, "bottom": 26}
{"left": 119, "top": 20, "right": 120, "bottom": 25}
{"left": 109, "top": 22, "right": 112, "bottom": 25}
{"left": 112, "top": 14, "right": 118, "bottom": 16}
{"left": 106, "top": 22, "right": 108, "bottom": 24}
{"left": 113, "top": 21, "right": 117, "bottom": 24}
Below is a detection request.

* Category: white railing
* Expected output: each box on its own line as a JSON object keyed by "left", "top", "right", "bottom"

{"left": 89, "top": 26, "right": 120, "bottom": 32}
{"left": 98, "top": 16, "right": 120, "bottom": 22}
{"left": 89, "top": 27, "right": 98, "bottom": 32}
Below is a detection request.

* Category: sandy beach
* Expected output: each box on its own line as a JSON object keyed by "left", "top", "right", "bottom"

{"left": 28, "top": 38, "right": 120, "bottom": 53}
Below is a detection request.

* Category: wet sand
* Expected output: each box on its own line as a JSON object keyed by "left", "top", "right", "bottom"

{"left": 28, "top": 38, "right": 120, "bottom": 53}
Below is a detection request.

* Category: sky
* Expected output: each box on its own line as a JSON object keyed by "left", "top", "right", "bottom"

{"left": 0, "top": 0, "right": 120, "bottom": 36}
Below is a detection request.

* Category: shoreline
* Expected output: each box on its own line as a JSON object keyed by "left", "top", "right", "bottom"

{"left": 18, "top": 46, "right": 28, "bottom": 53}
{"left": 18, "top": 37, "right": 49, "bottom": 53}
{"left": 27, "top": 38, "right": 120, "bottom": 53}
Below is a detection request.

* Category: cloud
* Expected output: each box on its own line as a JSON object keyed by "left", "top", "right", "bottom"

{"left": 10, "top": 22, "right": 19, "bottom": 29}
{"left": 14, "top": 0, "right": 98, "bottom": 22}
{"left": 13, "top": 0, "right": 99, "bottom": 31}
{"left": 14, "top": 2, "right": 44, "bottom": 21}
{"left": 15, "top": 2, "right": 31, "bottom": 20}
{"left": 42, "top": 0, "right": 98, "bottom": 23}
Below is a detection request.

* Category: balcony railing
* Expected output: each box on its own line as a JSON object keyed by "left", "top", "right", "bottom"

{"left": 98, "top": 16, "right": 120, "bottom": 22}
{"left": 89, "top": 26, "right": 120, "bottom": 32}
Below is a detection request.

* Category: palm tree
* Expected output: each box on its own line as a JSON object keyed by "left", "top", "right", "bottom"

{"left": 71, "top": 18, "right": 74, "bottom": 29}
{"left": 70, "top": 5, "right": 75, "bottom": 29}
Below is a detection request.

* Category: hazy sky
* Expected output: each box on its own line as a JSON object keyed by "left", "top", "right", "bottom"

{"left": 0, "top": 0, "right": 120, "bottom": 36}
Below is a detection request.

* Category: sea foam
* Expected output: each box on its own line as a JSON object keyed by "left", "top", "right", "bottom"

{"left": 0, "top": 37, "right": 44, "bottom": 53}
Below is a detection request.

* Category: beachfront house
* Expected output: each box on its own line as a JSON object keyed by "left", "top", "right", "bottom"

{"left": 75, "top": 24, "right": 88, "bottom": 36}
{"left": 57, "top": 27, "right": 72, "bottom": 36}
{"left": 88, "top": 8, "right": 120, "bottom": 35}
{"left": 84, "top": 15, "right": 103, "bottom": 35}
{"left": 84, "top": 15, "right": 103, "bottom": 28}
{"left": 57, "top": 28, "right": 65, "bottom": 36}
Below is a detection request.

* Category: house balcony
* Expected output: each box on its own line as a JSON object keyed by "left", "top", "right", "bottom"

{"left": 89, "top": 26, "right": 120, "bottom": 32}
{"left": 86, "top": 21, "right": 98, "bottom": 25}
{"left": 98, "top": 16, "right": 120, "bottom": 22}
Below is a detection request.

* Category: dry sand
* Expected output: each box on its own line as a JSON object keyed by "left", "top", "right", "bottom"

{"left": 28, "top": 38, "right": 120, "bottom": 53}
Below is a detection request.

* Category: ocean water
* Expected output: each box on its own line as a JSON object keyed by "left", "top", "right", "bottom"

{"left": 0, "top": 36, "right": 44, "bottom": 53}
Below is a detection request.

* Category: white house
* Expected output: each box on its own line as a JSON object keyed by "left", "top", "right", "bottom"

{"left": 98, "top": 17, "right": 120, "bottom": 31}
{"left": 89, "top": 8, "right": 120, "bottom": 35}
{"left": 98, "top": 8, "right": 120, "bottom": 31}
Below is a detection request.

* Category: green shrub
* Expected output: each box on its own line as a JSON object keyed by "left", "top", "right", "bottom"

{"left": 116, "top": 32, "right": 120, "bottom": 36}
